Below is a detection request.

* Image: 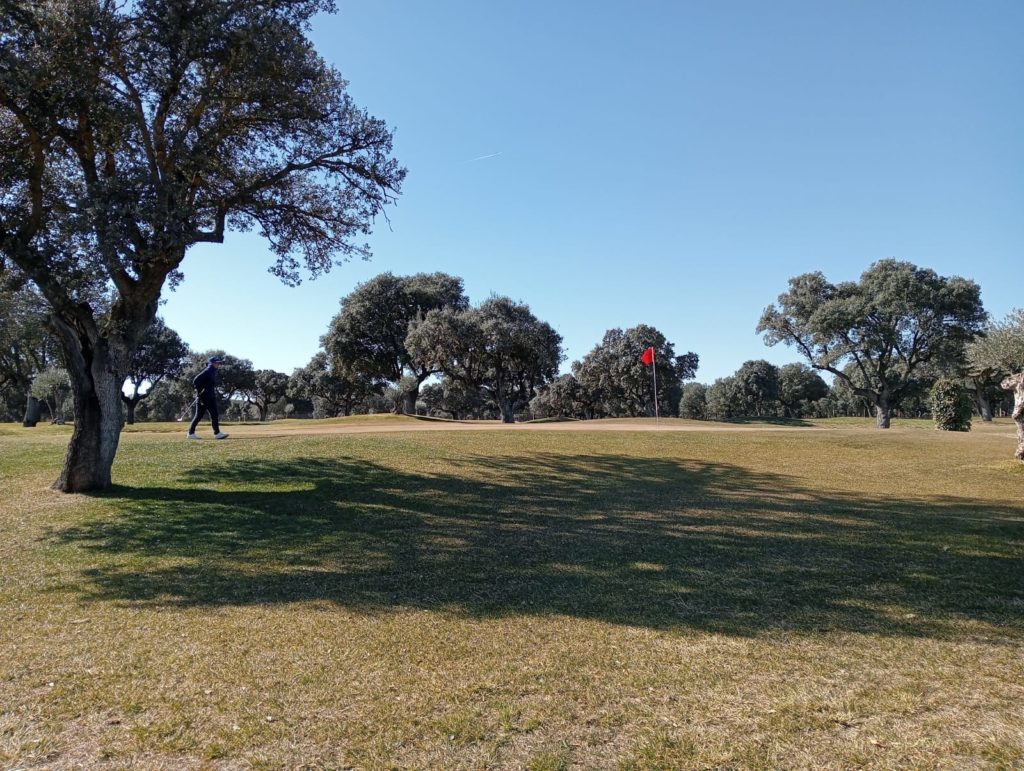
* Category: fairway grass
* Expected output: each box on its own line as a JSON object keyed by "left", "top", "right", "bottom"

{"left": 1, "top": 419, "right": 1022, "bottom": 768}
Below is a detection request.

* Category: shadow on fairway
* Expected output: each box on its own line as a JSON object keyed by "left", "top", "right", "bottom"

{"left": 55, "top": 453, "right": 1023, "bottom": 638}
{"left": 719, "top": 416, "right": 816, "bottom": 427}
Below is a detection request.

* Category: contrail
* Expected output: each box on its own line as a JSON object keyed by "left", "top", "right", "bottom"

{"left": 463, "top": 151, "right": 503, "bottom": 163}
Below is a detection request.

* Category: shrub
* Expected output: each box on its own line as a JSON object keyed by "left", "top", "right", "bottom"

{"left": 930, "top": 378, "right": 972, "bottom": 432}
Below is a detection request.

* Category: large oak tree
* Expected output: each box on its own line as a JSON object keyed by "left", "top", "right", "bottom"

{"left": 290, "top": 351, "right": 379, "bottom": 418}
{"left": 758, "top": 259, "right": 985, "bottom": 428}
{"left": 572, "top": 325, "right": 699, "bottom": 418}
{"left": 323, "top": 272, "right": 468, "bottom": 415}
{"left": 0, "top": 0, "right": 403, "bottom": 490}
{"left": 406, "top": 296, "right": 563, "bottom": 423}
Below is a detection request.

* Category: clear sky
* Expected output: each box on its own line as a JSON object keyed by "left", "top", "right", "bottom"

{"left": 159, "top": 0, "right": 1023, "bottom": 384}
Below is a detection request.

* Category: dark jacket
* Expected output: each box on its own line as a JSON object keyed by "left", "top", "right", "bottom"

{"left": 193, "top": 365, "right": 218, "bottom": 400}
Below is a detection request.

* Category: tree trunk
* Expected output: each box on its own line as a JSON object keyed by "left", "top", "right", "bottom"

{"left": 499, "top": 396, "right": 515, "bottom": 424}
{"left": 874, "top": 402, "right": 893, "bottom": 429}
{"left": 50, "top": 318, "right": 129, "bottom": 493}
{"left": 122, "top": 395, "right": 138, "bottom": 425}
{"left": 1001, "top": 373, "right": 1024, "bottom": 461}
{"left": 974, "top": 392, "right": 993, "bottom": 422}
{"left": 23, "top": 394, "right": 42, "bottom": 427}
{"left": 401, "top": 386, "right": 418, "bottom": 415}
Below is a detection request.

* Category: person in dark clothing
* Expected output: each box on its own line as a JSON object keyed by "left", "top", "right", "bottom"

{"left": 187, "top": 356, "right": 229, "bottom": 440}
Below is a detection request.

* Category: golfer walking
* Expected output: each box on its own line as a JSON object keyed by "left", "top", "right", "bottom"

{"left": 187, "top": 356, "right": 229, "bottom": 440}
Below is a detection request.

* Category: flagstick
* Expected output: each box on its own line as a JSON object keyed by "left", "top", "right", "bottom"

{"left": 652, "top": 349, "right": 659, "bottom": 424}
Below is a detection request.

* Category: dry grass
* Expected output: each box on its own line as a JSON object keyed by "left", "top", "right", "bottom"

{"left": 1, "top": 418, "right": 1022, "bottom": 769}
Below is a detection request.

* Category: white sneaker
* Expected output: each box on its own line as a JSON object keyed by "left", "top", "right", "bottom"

{"left": 214, "top": 432, "right": 230, "bottom": 440}
{"left": 186, "top": 433, "right": 200, "bottom": 440}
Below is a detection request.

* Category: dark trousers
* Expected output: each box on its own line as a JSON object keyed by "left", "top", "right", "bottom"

{"left": 189, "top": 394, "right": 220, "bottom": 434}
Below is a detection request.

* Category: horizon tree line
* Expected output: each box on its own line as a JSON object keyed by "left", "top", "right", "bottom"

{"left": 6, "top": 265, "right": 1020, "bottom": 437}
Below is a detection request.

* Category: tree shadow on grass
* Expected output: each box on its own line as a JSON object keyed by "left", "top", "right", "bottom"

{"left": 718, "top": 416, "right": 816, "bottom": 427}
{"left": 52, "top": 453, "right": 1024, "bottom": 638}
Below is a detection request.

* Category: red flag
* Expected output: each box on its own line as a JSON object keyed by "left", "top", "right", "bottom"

{"left": 640, "top": 346, "right": 655, "bottom": 365}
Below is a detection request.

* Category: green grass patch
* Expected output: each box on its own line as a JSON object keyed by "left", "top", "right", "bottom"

{"left": 1, "top": 421, "right": 1022, "bottom": 768}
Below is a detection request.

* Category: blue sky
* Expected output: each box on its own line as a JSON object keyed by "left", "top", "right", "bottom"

{"left": 160, "top": 0, "right": 1023, "bottom": 384}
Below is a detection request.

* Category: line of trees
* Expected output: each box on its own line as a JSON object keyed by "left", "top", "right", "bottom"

{"left": 2, "top": 4, "right": 1021, "bottom": 491}
{"left": 5, "top": 264, "right": 1023, "bottom": 437}
{"left": 678, "top": 358, "right": 1016, "bottom": 423}
{"left": 313, "top": 273, "right": 696, "bottom": 423}
{"left": 0, "top": 292, "right": 299, "bottom": 428}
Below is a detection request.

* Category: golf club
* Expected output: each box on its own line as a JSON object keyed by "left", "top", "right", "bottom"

{"left": 176, "top": 396, "right": 198, "bottom": 422}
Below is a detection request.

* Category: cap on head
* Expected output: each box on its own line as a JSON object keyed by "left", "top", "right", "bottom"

{"left": 208, "top": 356, "right": 224, "bottom": 364}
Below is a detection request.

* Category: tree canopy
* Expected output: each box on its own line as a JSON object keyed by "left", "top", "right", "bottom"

{"left": 777, "top": 363, "right": 829, "bottom": 418}
{"left": 730, "top": 359, "right": 780, "bottom": 417}
{"left": 0, "top": 0, "right": 403, "bottom": 490}
{"left": 406, "top": 296, "right": 563, "bottom": 423}
{"left": 0, "top": 279, "right": 57, "bottom": 421}
{"left": 121, "top": 317, "right": 189, "bottom": 424}
{"left": 323, "top": 272, "right": 468, "bottom": 414}
{"left": 289, "top": 351, "right": 380, "bottom": 418}
{"left": 572, "top": 325, "right": 698, "bottom": 418}
{"left": 244, "top": 369, "right": 291, "bottom": 422}
{"left": 758, "top": 259, "right": 985, "bottom": 428}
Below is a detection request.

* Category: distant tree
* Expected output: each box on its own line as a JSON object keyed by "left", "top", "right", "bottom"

{"left": 283, "top": 397, "right": 314, "bottom": 419}
{"left": 241, "top": 370, "right": 290, "bottom": 422}
{"left": 573, "top": 325, "right": 699, "bottom": 418}
{"left": 678, "top": 382, "right": 709, "bottom": 420}
{"left": 132, "top": 380, "right": 183, "bottom": 423}
{"left": 31, "top": 366, "right": 71, "bottom": 423}
{"left": 407, "top": 296, "right": 563, "bottom": 423}
{"left": 121, "top": 318, "right": 189, "bottom": 424}
{"left": 0, "top": 280, "right": 58, "bottom": 422}
{"left": 530, "top": 374, "right": 588, "bottom": 419}
{"left": 0, "top": 0, "right": 403, "bottom": 490}
{"left": 897, "top": 368, "right": 940, "bottom": 419}
{"left": 382, "top": 376, "right": 421, "bottom": 414}
{"left": 289, "top": 352, "right": 379, "bottom": 418}
{"left": 777, "top": 363, "right": 829, "bottom": 418}
{"left": 420, "top": 379, "right": 486, "bottom": 420}
{"left": 827, "top": 364, "right": 873, "bottom": 417}
{"left": 705, "top": 377, "right": 738, "bottom": 420}
{"left": 930, "top": 378, "right": 972, "bottom": 432}
{"left": 758, "top": 259, "right": 986, "bottom": 428}
{"left": 731, "top": 360, "right": 780, "bottom": 417}
{"left": 324, "top": 272, "right": 468, "bottom": 414}
{"left": 962, "top": 369, "right": 1005, "bottom": 423}
{"left": 968, "top": 309, "right": 1024, "bottom": 460}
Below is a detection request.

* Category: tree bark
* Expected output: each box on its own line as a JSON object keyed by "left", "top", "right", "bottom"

{"left": 1001, "top": 373, "right": 1024, "bottom": 461}
{"left": 975, "top": 392, "right": 993, "bottom": 422}
{"left": 401, "top": 386, "right": 418, "bottom": 415}
{"left": 122, "top": 395, "right": 139, "bottom": 425}
{"left": 22, "top": 394, "right": 42, "bottom": 427}
{"left": 874, "top": 403, "right": 893, "bottom": 429}
{"left": 49, "top": 315, "right": 132, "bottom": 492}
{"left": 499, "top": 396, "right": 515, "bottom": 424}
